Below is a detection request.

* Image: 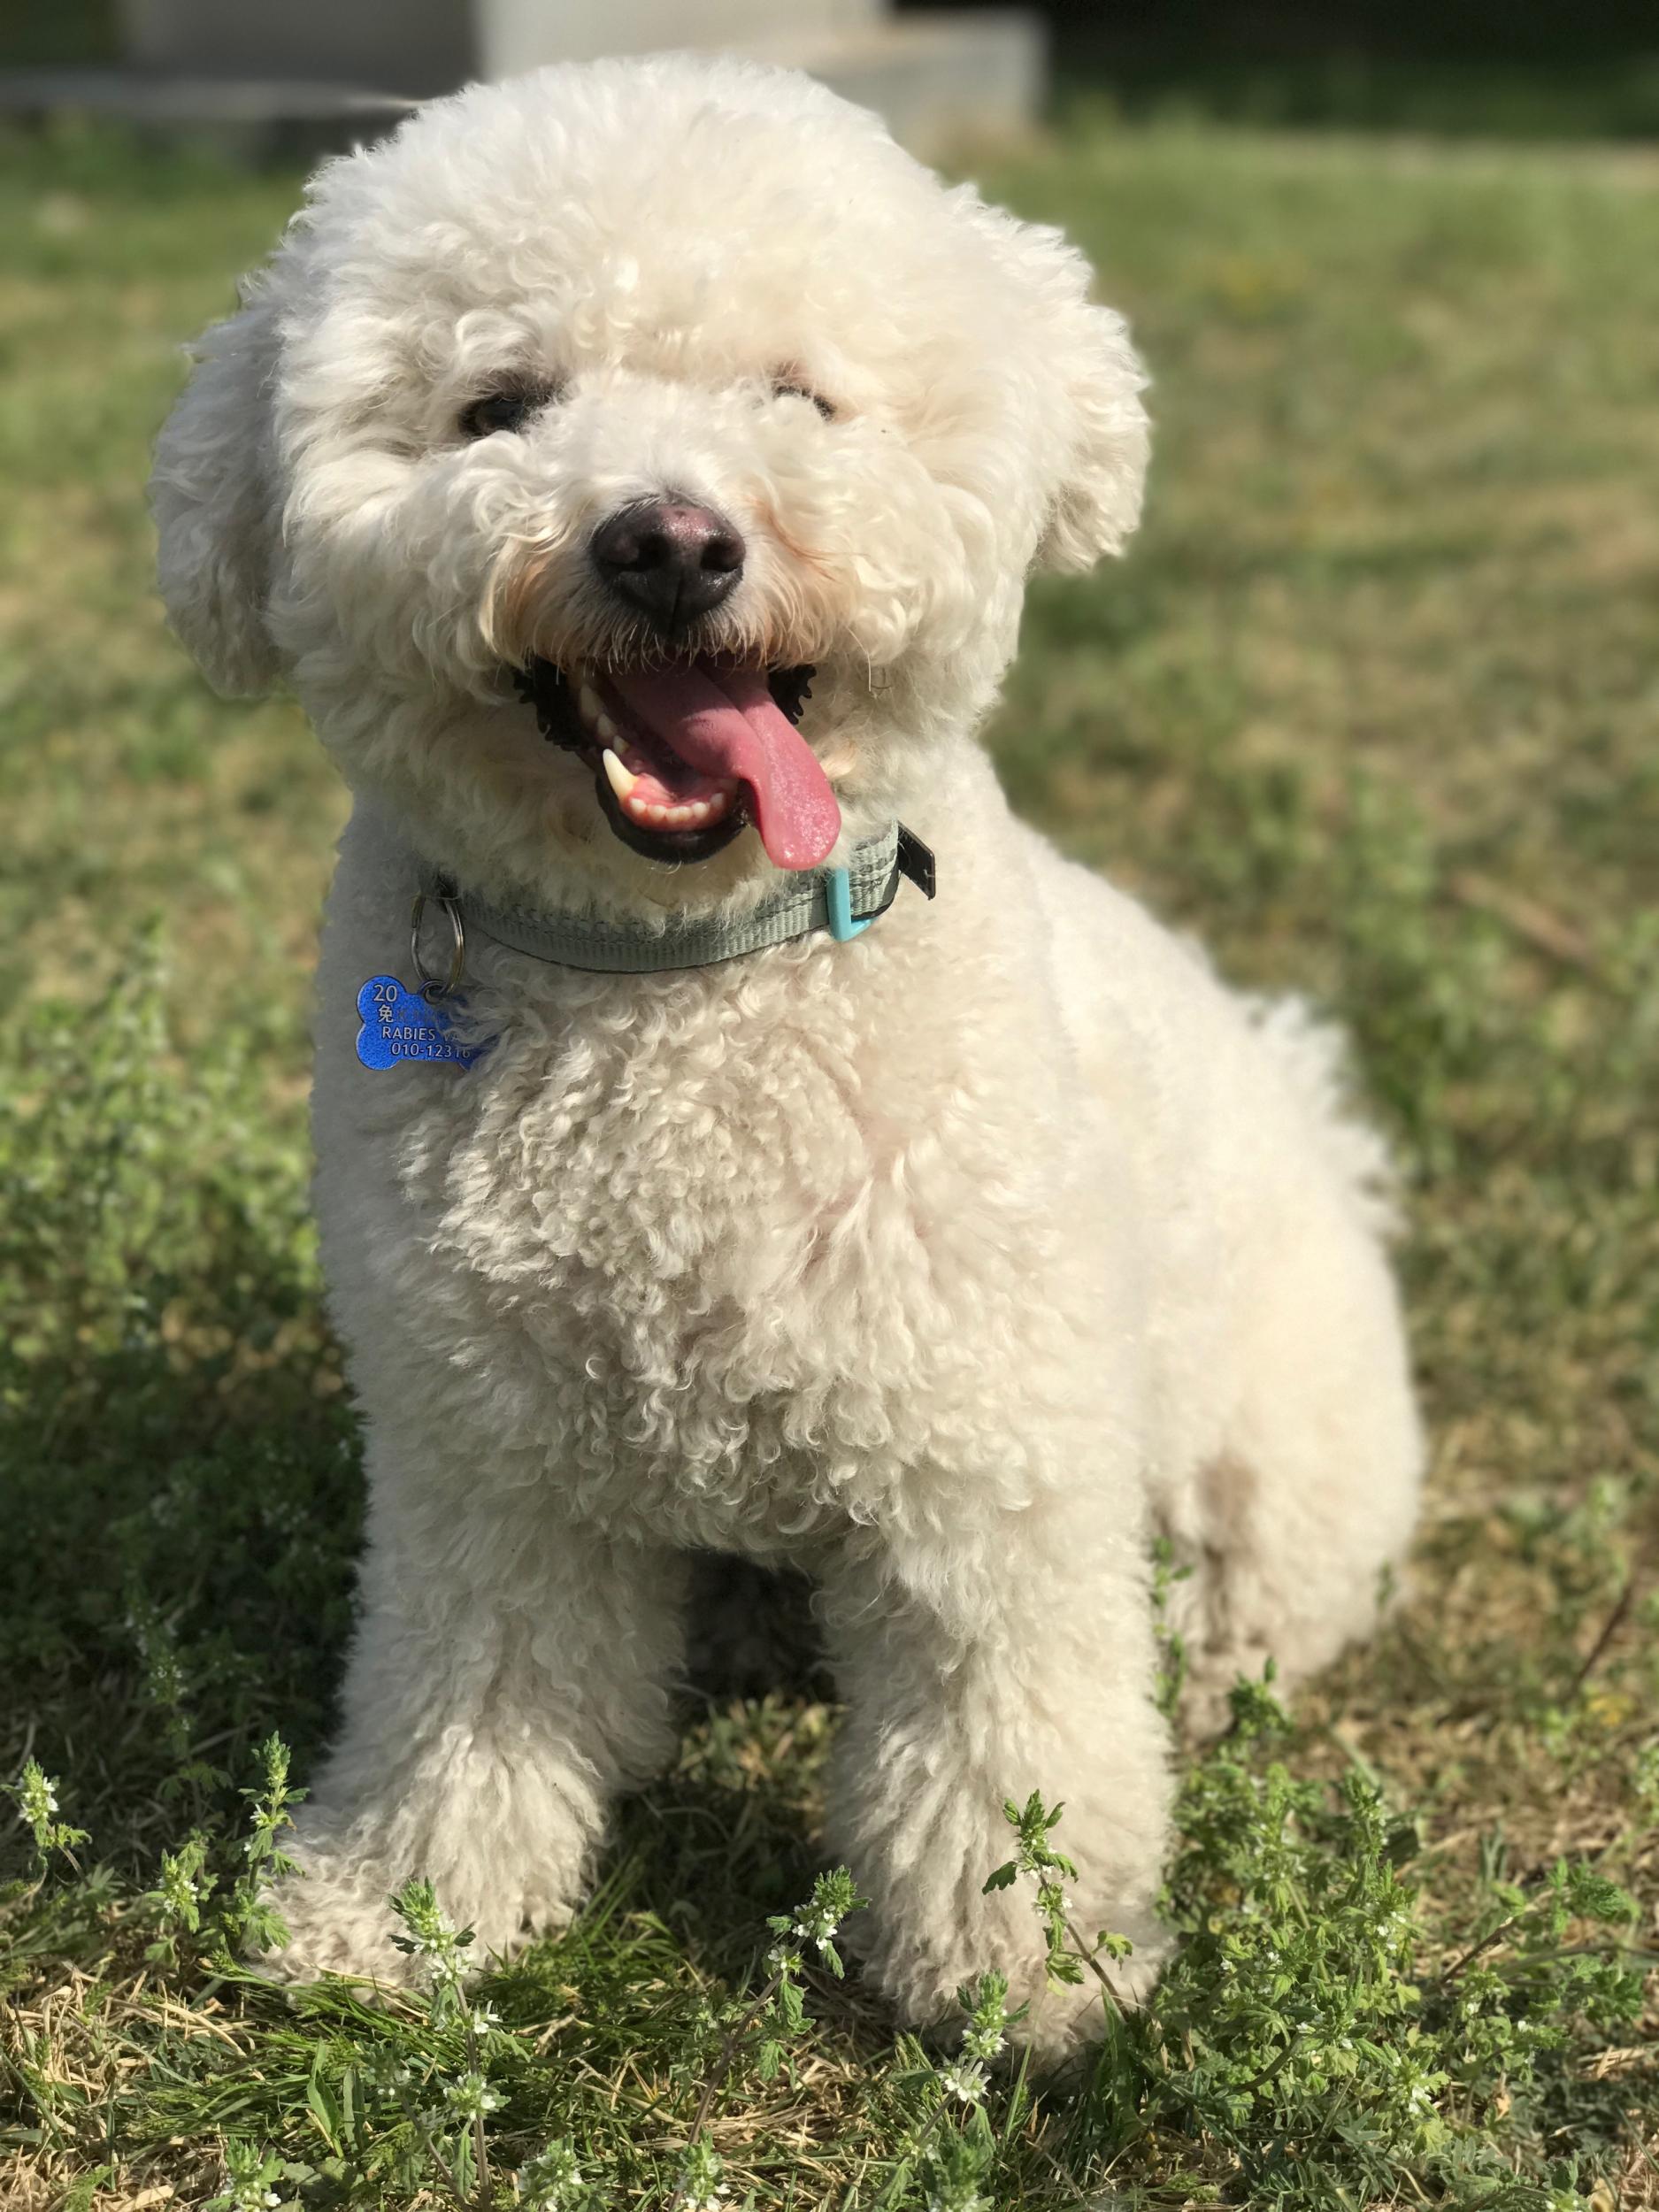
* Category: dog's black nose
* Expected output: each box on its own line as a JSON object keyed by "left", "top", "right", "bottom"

{"left": 589, "top": 496, "right": 745, "bottom": 628}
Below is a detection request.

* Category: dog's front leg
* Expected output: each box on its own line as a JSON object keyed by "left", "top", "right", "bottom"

{"left": 819, "top": 1516, "right": 1173, "bottom": 2057}
{"left": 263, "top": 1451, "right": 685, "bottom": 1988}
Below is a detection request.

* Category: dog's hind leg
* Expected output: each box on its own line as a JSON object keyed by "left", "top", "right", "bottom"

{"left": 1156, "top": 1178, "right": 1423, "bottom": 1739}
{"left": 261, "top": 1425, "right": 686, "bottom": 1988}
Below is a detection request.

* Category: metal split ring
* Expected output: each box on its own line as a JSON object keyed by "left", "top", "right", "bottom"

{"left": 410, "top": 879, "right": 466, "bottom": 999}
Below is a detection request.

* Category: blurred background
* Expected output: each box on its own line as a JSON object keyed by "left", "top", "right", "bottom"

{"left": 1, "top": 5, "right": 1655, "bottom": 2204}
{"left": 7, "top": 0, "right": 1659, "bottom": 144}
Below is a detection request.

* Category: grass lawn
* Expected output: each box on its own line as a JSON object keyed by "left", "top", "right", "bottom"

{"left": 2, "top": 111, "right": 1656, "bottom": 2210}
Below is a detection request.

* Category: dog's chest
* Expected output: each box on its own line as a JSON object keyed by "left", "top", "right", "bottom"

{"left": 365, "top": 951, "right": 1042, "bottom": 1546}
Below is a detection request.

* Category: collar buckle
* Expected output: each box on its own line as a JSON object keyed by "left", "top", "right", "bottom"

{"left": 410, "top": 876, "right": 467, "bottom": 997}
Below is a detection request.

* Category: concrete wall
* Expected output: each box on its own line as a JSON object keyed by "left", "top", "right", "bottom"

{"left": 120, "top": 0, "right": 472, "bottom": 96}
{"left": 482, "top": 0, "right": 880, "bottom": 77}
{"left": 113, "top": 0, "right": 1043, "bottom": 152}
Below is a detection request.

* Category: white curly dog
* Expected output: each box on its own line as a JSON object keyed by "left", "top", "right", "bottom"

{"left": 151, "top": 53, "right": 1422, "bottom": 2051}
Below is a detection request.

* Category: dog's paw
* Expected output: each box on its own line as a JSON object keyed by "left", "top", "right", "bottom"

{"left": 250, "top": 1837, "right": 578, "bottom": 1993}
{"left": 858, "top": 1891, "right": 1171, "bottom": 2067}
{"left": 1000, "top": 1907, "right": 1172, "bottom": 2062}
{"left": 1179, "top": 1642, "right": 1282, "bottom": 1742}
{"left": 250, "top": 1854, "right": 417, "bottom": 1993}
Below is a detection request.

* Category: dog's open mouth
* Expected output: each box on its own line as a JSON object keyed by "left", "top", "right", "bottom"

{"left": 515, "top": 657, "right": 841, "bottom": 870}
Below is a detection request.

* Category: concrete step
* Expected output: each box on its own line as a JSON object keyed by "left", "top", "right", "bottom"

{"left": 0, "top": 12, "right": 1044, "bottom": 159}
{"left": 0, "top": 68, "right": 414, "bottom": 164}
{"left": 742, "top": 12, "right": 1044, "bottom": 153}
{"left": 118, "top": 0, "right": 887, "bottom": 101}
{"left": 482, "top": 0, "right": 887, "bottom": 80}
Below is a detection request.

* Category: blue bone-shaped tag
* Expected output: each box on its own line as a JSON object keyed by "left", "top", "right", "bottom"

{"left": 355, "top": 975, "right": 492, "bottom": 1071}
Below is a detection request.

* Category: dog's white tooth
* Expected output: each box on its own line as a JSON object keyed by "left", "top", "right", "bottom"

{"left": 664, "top": 805, "right": 694, "bottom": 827}
{"left": 601, "top": 748, "right": 637, "bottom": 800}
{"left": 704, "top": 790, "right": 727, "bottom": 821}
{"left": 578, "top": 683, "right": 603, "bottom": 725}
{"left": 681, "top": 800, "right": 710, "bottom": 826}
{"left": 645, "top": 803, "right": 669, "bottom": 826}
{"left": 595, "top": 710, "right": 619, "bottom": 744}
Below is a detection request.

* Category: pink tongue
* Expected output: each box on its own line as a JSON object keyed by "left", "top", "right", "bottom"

{"left": 605, "top": 663, "right": 841, "bottom": 871}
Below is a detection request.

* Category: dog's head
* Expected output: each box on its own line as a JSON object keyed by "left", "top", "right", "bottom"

{"left": 152, "top": 56, "right": 1148, "bottom": 908}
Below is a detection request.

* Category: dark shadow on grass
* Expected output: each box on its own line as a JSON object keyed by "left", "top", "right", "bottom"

{"left": 0, "top": 1310, "right": 361, "bottom": 1878}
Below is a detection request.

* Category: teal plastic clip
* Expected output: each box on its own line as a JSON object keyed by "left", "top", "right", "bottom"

{"left": 824, "top": 866, "right": 873, "bottom": 942}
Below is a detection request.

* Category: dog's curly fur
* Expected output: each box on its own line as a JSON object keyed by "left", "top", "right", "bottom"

{"left": 150, "top": 54, "right": 1422, "bottom": 2053}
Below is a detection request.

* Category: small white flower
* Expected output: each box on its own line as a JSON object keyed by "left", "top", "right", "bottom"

{"left": 938, "top": 2058, "right": 988, "bottom": 2104}
{"left": 442, "top": 2070, "right": 503, "bottom": 2119}
{"left": 924, "top": 2186, "right": 989, "bottom": 2212}
{"left": 792, "top": 1906, "right": 842, "bottom": 1956}
{"left": 468, "top": 2003, "right": 500, "bottom": 2035}
{"left": 517, "top": 2138, "right": 586, "bottom": 2208}
{"left": 961, "top": 2024, "right": 1005, "bottom": 2063}
{"left": 228, "top": 2186, "right": 280, "bottom": 2212}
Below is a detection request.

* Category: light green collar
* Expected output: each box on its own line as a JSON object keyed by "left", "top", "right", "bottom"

{"left": 415, "top": 824, "right": 933, "bottom": 982}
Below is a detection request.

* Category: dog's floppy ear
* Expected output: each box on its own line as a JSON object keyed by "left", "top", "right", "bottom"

{"left": 150, "top": 285, "right": 284, "bottom": 696}
{"left": 954, "top": 189, "right": 1150, "bottom": 574}
{"left": 1031, "top": 271, "right": 1149, "bottom": 574}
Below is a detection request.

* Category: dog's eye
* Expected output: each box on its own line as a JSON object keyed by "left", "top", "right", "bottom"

{"left": 458, "top": 388, "right": 544, "bottom": 440}
{"left": 771, "top": 377, "right": 835, "bottom": 421}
